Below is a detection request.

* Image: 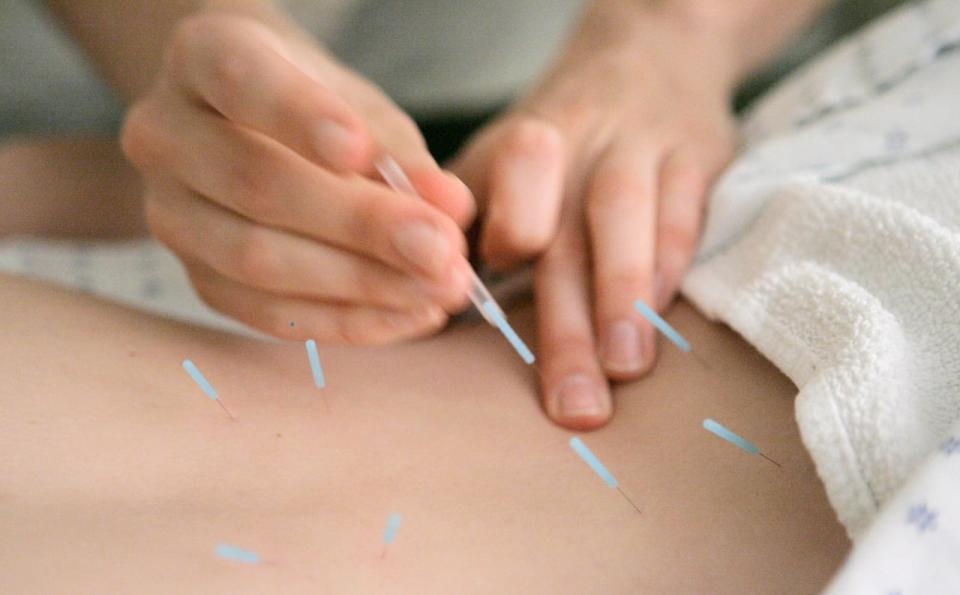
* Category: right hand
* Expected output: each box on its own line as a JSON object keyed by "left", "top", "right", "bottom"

{"left": 122, "top": 11, "right": 476, "bottom": 343}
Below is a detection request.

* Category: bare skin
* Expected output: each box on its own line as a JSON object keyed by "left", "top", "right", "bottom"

{"left": 0, "top": 274, "right": 849, "bottom": 594}
{"left": 0, "top": 137, "right": 144, "bottom": 239}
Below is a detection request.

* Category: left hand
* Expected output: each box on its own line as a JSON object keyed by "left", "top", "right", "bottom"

{"left": 451, "top": 2, "right": 739, "bottom": 429}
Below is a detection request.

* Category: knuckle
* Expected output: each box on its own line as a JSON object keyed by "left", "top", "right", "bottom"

{"left": 343, "top": 195, "right": 379, "bottom": 244}
{"left": 234, "top": 227, "right": 281, "bottom": 287}
{"left": 188, "top": 270, "right": 220, "bottom": 309}
{"left": 334, "top": 316, "right": 371, "bottom": 346}
{"left": 587, "top": 187, "right": 639, "bottom": 220}
{"left": 545, "top": 332, "right": 597, "bottom": 365}
{"left": 166, "top": 17, "right": 201, "bottom": 73}
{"left": 392, "top": 111, "right": 420, "bottom": 139}
{"left": 589, "top": 169, "right": 650, "bottom": 212}
{"left": 503, "top": 117, "right": 564, "bottom": 160}
{"left": 143, "top": 196, "right": 176, "bottom": 247}
{"left": 421, "top": 310, "right": 448, "bottom": 334}
{"left": 120, "top": 101, "right": 161, "bottom": 168}
{"left": 604, "top": 269, "right": 645, "bottom": 294}
{"left": 228, "top": 154, "right": 280, "bottom": 221}
{"left": 540, "top": 231, "right": 586, "bottom": 270}
{"left": 257, "top": 311, "right": 293, "bottom": 339}
{"left": 664, "top": 162, "right": 708, "bottom": 198}
{"left": 658, "top": 224, "right": 698, "bottom": 264}
{"left": 167, "top": 14, "right": 224, "bottom": 78}
{"left": 490, "top": 216, "right": 550, "bottom": 258}
{"left": 207, "top": 52, "right": 248, "bottom": 113}
{"left": 384, "top": 110, "right": 424, "bottom": 147}
{"left": 350, "top": 267, "right": 384, "bottom": 301}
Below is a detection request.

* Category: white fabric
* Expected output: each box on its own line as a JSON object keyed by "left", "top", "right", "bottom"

{"left": 824, "top": 421, "right": 960, "bottom": 593}
{"left": 0, "top": 238, "right": 252, "bottom": 336}
{"left": 683, "top": 0, "right": 960, "bottom": 590}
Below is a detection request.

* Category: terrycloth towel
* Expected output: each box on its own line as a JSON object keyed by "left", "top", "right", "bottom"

{"left": 683, "top": 0, "right": 960, "bottom": 589}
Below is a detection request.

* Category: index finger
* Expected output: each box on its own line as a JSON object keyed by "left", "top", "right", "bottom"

{"left": 165, "top": 14, "right": 373, "bottom": 172}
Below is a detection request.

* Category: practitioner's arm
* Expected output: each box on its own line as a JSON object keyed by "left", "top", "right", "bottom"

{"left": 452, "top": 0, "right": 831, "bottom": 429}
{"left": 43, "top": 0, "right": 477, "bottom": 345}
{"left": 43, "top": 0, "right": 287, "bottom": 101}
{"left": 0, "top": 138, "right": 145, "bottom": 238}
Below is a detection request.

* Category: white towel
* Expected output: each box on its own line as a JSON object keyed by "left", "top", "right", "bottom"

{"left": 683, "top": 0, "right": 960, "bottom": 590}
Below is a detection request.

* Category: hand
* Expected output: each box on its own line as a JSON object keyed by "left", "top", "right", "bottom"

{"left": 122, "top": 11, "right": 476, "bottom": 343}
{"left": 452, "top": 3, "right": 738, "bottom": 429}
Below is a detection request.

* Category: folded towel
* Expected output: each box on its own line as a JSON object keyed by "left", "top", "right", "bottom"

{"left": 683, "top": 0, "right": 960, "bottom": 556}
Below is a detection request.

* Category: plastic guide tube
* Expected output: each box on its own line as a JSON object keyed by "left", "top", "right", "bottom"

{"left": 305, "top": 339, "right": 326, "bottom": 389}
{"left": 375, "top": 155, "right": 504, "bottom": 324}
{"left": 569, "top": 436, "right": 618, "bottom": 488}
{"left": 482, "top": 302, "right": 535, "bottom": 364}
{"left": 183, "top": 359, "right": 217, "bottom": 400}
{"left": 375, "top": 156, "right": 532, "bottom": 363}
{"left": 703, "top": 418, "right": 759, "bottom": 454}
{"left": 383, "top": 512, "right": 403, "bottom": 546}
{"left": 183, "top": 358, "right": 235, "bottom": 419}
{"left": 633, "top": 299, "right": 691, "bottom": 352}
{"left": 215, "top": 543, "right": 261, "bottom": 564}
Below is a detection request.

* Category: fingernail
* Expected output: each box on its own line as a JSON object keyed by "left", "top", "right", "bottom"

{"left": 312, "top": 120, "right": 356, "bottom": 168}
{"left": 602, "top": 319, "right": 642, "bottom": 373}
{"left": 555, "top": 374, "right": 604, "bottom": 419}
{"left": 414, "top": 304, "right": 446, "bottom": 326}
{"left": 392, "top": 222, "right": 449, "bottom": 275}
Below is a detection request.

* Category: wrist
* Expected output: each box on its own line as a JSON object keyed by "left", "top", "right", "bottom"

{"left": 575, "top": 0, "right": 826, "bottom": 95}
{"left": 646, "top": 0, "right": 830, "bottom": 81}
{"left": 570, "top": 0, "right": 747, "bottom": 97}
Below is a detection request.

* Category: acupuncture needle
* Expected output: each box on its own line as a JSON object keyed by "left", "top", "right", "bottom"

{"left": 569, "top": 436, "right": 642, "bottom": 514}
{"left": 634, "top": 298, "right": 711, "bottom": 370}
{"left": 183, "top": 359, "right": 235, "bottom": 420}
{"left": 380, "top": 512, "right": 403, "bottom": 558}
{"left": 215, "top": 543, "right": 262, "bottom": 564}
{"left": 375, "top": 155, "right": 535, "bottom": 365}
{"left": 703, "top": 418, "right": 781, "bottom": 467}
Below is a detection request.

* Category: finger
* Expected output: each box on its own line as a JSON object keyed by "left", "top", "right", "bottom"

{"left": 404, "top": 168, "right": 477, "bottom": 230}
{"left": 477, "top": 118, "right": 566, "bottom": 270}
{"left": 185, "top": 260, "right": 448, "bottom": 344}
{"left": 535, "top": 218, "right": 612, "bottom": 430}
{"left": 586, "top": 143, "right": 659, "bottom": 380}
{"left": 144, "top": 183, "right": 470, "bottom": 312}
{"left": 654, "top": 148, "right": 711, "bottom": 309}
{"left": 123, "top": 95, "right": 470, "bottom": 285}
{"left": 169, "top": 15, "right": 472, "bottom": 227}
{"left": 446, "top": 125, "right": 495, "bottom": 213}
{"left": 166, "top": 14, "right": 373, "bottom": 171}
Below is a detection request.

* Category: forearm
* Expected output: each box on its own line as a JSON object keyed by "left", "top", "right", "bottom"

{"left": 42, "top": 0, "right": 295, "bottom": 101}
{"left": 0, "top": 138, "right": 145, "bottom": 239}
{"left": 573, "top": 0, "right": 833, "bottom": 94}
